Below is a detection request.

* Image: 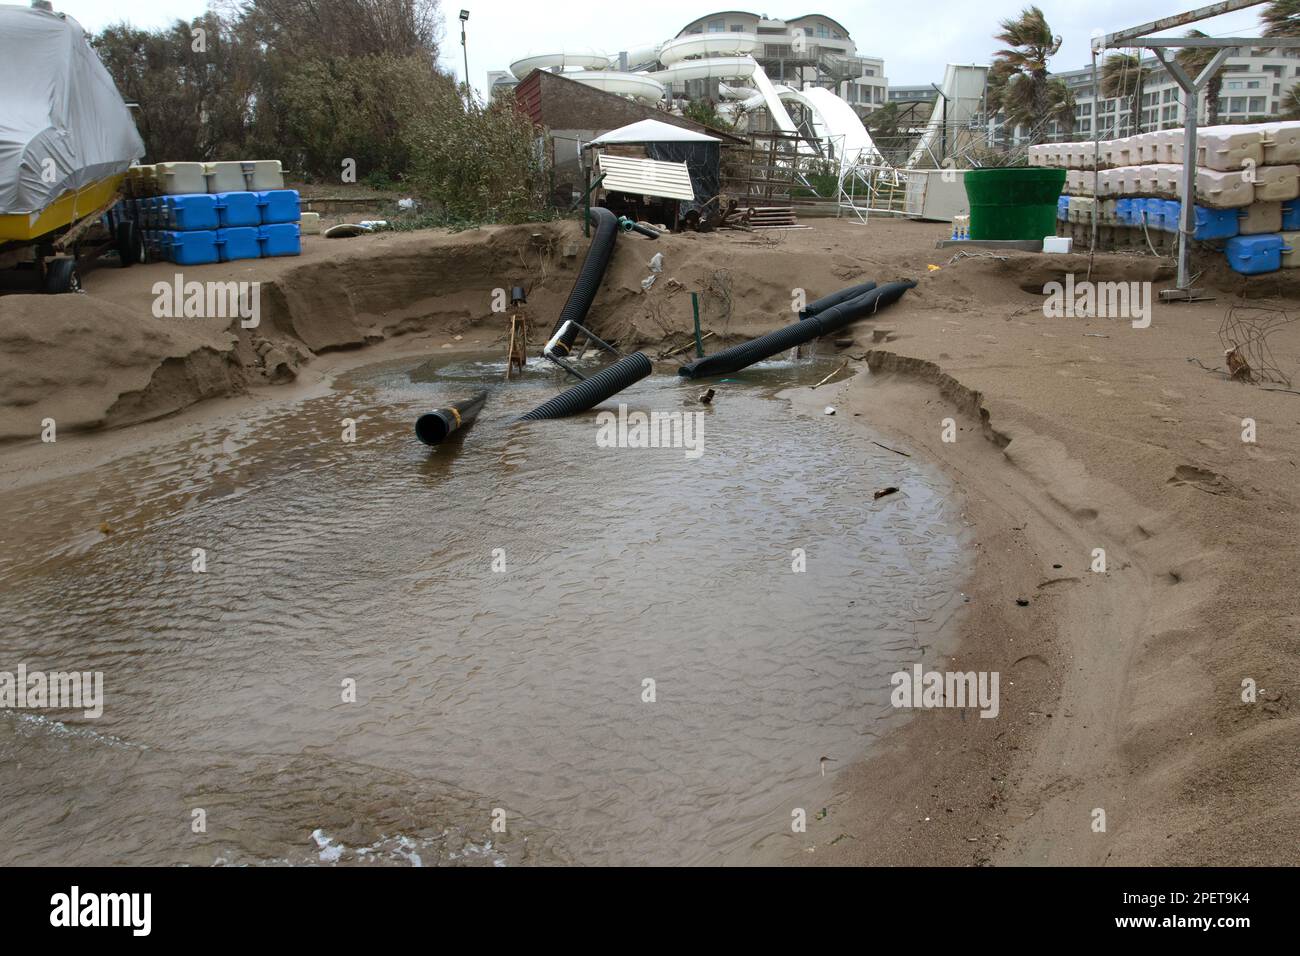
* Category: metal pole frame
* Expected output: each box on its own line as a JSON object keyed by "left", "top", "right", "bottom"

{"left": 1150, "top": 44, "right": 1234, "bottom": 293}
{"left": 1095, "top": 1, "right": 1300, "bottom": 298}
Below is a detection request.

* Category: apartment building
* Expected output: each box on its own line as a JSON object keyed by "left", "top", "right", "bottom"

{"left": 675, "top": 11, "right": 889, "bottom": 110}
{"left": 1023, "top": 47, "right": 1300, "bottom": 142}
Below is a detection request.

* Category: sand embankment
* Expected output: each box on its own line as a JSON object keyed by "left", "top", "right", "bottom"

{"left": 0, "top": 220, "right": 884, "bottom": 443}
{"left": 784, "top": 236, "right": 1299, "bottom": 866}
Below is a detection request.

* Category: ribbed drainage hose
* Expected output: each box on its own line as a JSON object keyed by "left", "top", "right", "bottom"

{"left": 549, "top": 207, "right": 619, "bottom": 357}
{"left": 677, "top": 279, "right": 917, "bottom": 379}
{"left": 676, "top": 317, "right": 826, "bottom": 380}
{"left": 516, "top": 353, "right": 653, "bottom": 421}
{"left": 802, "top": 280, "right": 877, "bottom": 316}
{"left": 813, "top": 280, "right": 918, "bottom": 336}
{"left": 414, "top": 390, "right": 488, "bottom": 445}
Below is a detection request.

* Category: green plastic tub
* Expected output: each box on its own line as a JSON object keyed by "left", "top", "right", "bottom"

{"left": 963, "top": 168, "right": 1067, "bottom": 241}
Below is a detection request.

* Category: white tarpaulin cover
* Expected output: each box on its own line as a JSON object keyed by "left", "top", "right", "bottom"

{"left": 590, "top": 119, "right": 720, "bottom": 145}
{"left": 0, "top": 5, "right": 144, "bottom": 214}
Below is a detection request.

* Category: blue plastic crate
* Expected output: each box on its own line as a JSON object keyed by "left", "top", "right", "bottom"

{"left": 1057, "top": 196, "right": 1070, "bottom": 221}
{"left": 1282, "top": 200, "right": 1300, "bottom": 232}
{"left": 215, "top": 226, "right": 260, "bottom": 262}
{"left": 1140, "top": 198, "right": 1165, "bottom": 231}
{"left": 257, "top": 189, "right": 301, "bottom": 225}
{"left": 1159, "top": 200, "right": 1182, "bottom": 233}
{"left": 258, "top": 222, "right": 301, "bottom": 257}
{"left": 1193, "top": 205, "right": 1239, "bottom": 241}
{"left": 163, "top": 229, "right": 219, "bottom": 266}
{"left": 215, "top": 191, "right": 262, "bottom": 228}
{"left": 164, "top": 194, "right": 219, "bottom": 231}
{"left": 1225, "top": 234, "right": 1290, "bottom": 275}
{"left": 1115, "top": 198, "right": 1134, "bottom": 227}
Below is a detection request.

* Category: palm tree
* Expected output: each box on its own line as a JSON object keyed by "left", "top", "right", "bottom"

{"left": 990, "top": 5, "right": 1062, "bottom": 143}
{"left": 1101, "top": 53, "right": 1151, "bottom": 135}
{"left": 1176, "top": 30, "right": 1225, "bottom": 127}
{"left": 1282, "top": 82, "right": 1300, "bottom": 118}
{"left": 1262, "top": 1, "right": 1300, "bottom": 37}
{"left": 1046, "top": 77, "right": 1077, "bottom": 137}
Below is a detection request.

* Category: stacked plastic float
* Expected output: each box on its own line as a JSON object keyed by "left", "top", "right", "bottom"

{"left": 122, "top": 160, "right": 302, "bottom": 265}
{"left": 1030, "top": 123, "right": 1300, "bottom": 275}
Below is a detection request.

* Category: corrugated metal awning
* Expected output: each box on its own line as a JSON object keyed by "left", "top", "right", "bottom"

{"left": 595, "top": 154, "right": 695, "bottom": 202}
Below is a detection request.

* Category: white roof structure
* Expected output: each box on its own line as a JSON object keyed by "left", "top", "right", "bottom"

{"left": 0, "top": 6, "right": 144, "bottom": 215}
{"left": 590, "top": 119, "right": 721, "bottom": 145}
{"left": 594, "top": 154, "right": 695, "bottom": 202}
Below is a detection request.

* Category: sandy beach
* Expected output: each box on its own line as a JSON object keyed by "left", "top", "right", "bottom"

{"left": 2, "top": 218, "right": 1297, "bottom": 866}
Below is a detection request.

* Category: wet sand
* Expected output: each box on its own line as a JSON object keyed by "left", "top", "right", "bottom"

{"left": 3, "top": 218, "right": 1298, "bottom": 865}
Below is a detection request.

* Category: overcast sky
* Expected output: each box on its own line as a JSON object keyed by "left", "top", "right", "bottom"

{"left": 57, "top": 0, "right": 1272, "bottom": 92}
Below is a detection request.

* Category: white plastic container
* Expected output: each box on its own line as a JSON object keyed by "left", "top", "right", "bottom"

{"left": 1279, "top": 230, "right": 1300, "bottom": 268}
{"left": 1238, "top": 200, "right": 1282, "bottom": 235}
{"left": 1131, "top": 132, "right": 1157, "bottom": 165}
{"left": 1043, "top": 236, "right": 1073, "bottom": 253}
{"left": 1114, "top": 165, "right": 1144, "bottom": 196}
{"left": 246, "top": 160, "right": 285, "bottom": 190}
{"left": 1135, "top": 165, "right": 1161, "bottom": 195}
{"left": 1260, "top": 122, "right": 1300, "bottom": 164}
{"left": 1149, "top": 164, "right": 1180, "bottom": 198}
{"left": 300, "top": 211, "right": 321, "bottom": 235}
{"left": 1253, "top": 163, "right": 1300, "bottom": 202}
{"left": 1195, "top": 168, "right": 1254, "bottom": 208}
{"left": 204, "top": 161, "right": 248, "bottom": 193}
{"left": 156, "top": 162, "right": 207, "bottom": 195}
{"left": 1198, "top": 126, "right": 1264, "bottom": 171}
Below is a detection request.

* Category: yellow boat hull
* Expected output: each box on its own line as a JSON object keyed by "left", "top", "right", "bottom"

{"left": 0, "top": 172, "right": 125, "bottom": 242}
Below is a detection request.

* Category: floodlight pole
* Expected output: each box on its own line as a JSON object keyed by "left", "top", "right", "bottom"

{"left": 460, "top": 10, "right": 471, "bottom": 108}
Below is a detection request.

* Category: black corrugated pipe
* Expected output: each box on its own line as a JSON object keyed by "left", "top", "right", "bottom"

{"left": 677, "top": 279, "right": 918, "bottom": 380}
{"left": 516, "top": 353, "right": 653, "bottom": 421}
{"left": 676, "top": 316, "right": 826, "bottom": 380}
{"left": 812, "top": 280, "right": 918, "bottom": 336}
{"left": 801, "top": 280, "right": 876, "bottom": 316}
{"left": 415, "top": 390, "right": 488, "bottom": 445}
{"left": 549, "top": 207, "right": 619, "bottom": 357}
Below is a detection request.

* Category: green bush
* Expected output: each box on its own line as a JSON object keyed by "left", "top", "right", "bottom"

{"left": 403, "top": 97, "right": 551, "bottom": 223}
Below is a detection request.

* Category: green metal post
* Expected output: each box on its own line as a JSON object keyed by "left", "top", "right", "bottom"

{"left": 691, "top": 292, "right": 704, "bottom": 357}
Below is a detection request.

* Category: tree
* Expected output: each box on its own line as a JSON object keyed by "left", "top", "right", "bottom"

{"left": 990, "top": 5, "right": 1062, "bottom": 143}
{"left": 1283, "top": 82, "right": 1300, "bottom": 118}
{"left": 1262, "top": 1, "right": 1300, "bottom": 37}
{"left": 865, "top": 101, "right": 904, "bottom": 141}
{"left": 1101, "top": 53, "right": 1151, "bottom": 134}
{"left": 404, "top": 95, "right": 549, "bottom": 222}
{"left": 1046, "top": 77, "right": 1077, "bottom": 137}
{"left": 681, "top": 98, "right": 734, "bottom": 132}
{"left": 91, "top": 0, "right": 458, "bottom": 180}
{"left": 1176, "top": 30, "right": 1225, "bottom": 127}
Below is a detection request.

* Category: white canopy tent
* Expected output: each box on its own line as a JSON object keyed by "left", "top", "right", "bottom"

{"left": 589, "top": 119, "right": 721, "bottom": 146}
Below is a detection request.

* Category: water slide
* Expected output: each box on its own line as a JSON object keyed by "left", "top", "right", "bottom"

{"left": 508, "top": 32, "right": 883, "bottom": 166}
{"left": 509, "top": 50, "right": 665, "bottom": 103}
{"left": 905, "top": 63, "right": 990, "bottom": 168}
